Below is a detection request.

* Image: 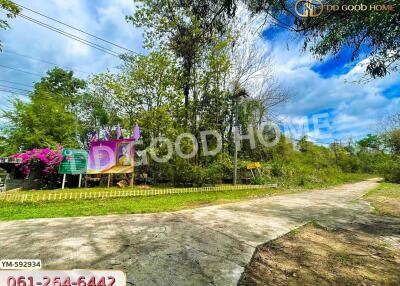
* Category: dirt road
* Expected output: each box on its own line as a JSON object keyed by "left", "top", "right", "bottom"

{"left": 0, "top": 178, "right": 391, "bottom": 285}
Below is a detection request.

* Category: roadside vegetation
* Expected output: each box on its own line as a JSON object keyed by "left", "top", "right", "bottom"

{"left": 7, "top": 172, "right": 372, "bottom": 196}
{"left": 0, "top": 0, "right": 398, "bottom": 226}
{"left": 364, "top": 183, "right": 400, "bottom": 217}
{"left": 0, "top": 173, "right": 372, "bottom": 221}
{"left": 0, "top": 1, "right": 399, "bottom": 190}
{"left": 0, "top": 1, "right": 398, "bottom": 284}
{"left": 0, "top": 187, "right": 290, "bottom": 221}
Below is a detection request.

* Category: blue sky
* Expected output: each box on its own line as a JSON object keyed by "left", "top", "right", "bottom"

{"left": 260, "top": 24, "right": 400, "bottom": 144}
{"left": 0, "top": 0, "right": 399, "bottom": 145}
{"left": 0, "top": 0, "right": 143, "bottom": 105}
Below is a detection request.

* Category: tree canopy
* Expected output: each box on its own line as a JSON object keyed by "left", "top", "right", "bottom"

{"left": 244, "top": 0, "right": 399, "bottom": 78}
{"left": 1, "top": 1, "right": 399, "bottom": 187}
{"left": 2, "top": 68, "right": 85, "bottom": 153}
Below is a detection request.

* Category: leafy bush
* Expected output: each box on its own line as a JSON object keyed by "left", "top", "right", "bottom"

{"left": 382, "top": 156, "right": 400, "bottom": 183}
{"left": 250, "top": 174, "right": 271, "bottom": 185}
{"left": 167, "top": 152, "right": 234, "bottom": 187}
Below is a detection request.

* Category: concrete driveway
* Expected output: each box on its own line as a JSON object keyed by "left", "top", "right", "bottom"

{"left": 0, "top": 178, "right": 394, "bottom": 285}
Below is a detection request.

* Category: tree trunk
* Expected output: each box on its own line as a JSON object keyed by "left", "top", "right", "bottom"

{"left": 183, "top": 60, "right": 192, "bottom": 130}
{"left": 184, "top": 84, "right": 190, "bottom": 129}
{"left": 227, "top": 98, "right": 235, "bottom": 144}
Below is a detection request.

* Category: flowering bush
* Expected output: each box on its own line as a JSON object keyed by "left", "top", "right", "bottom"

{"left": 12, "top": 147, "right": 63, "bottom": 184}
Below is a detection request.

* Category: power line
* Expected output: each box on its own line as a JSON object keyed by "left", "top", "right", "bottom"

{"left": 0, "top": 8, "right": 120, "bottom": 57}
{"left": 0, "top": 84, "right": 31, "bottom": 93}
{"left": 17, "top": 12, "right": 121, "bottom": 57}
{"left": 0, "top": 88, "right": 28, "bottom": 96}
{"left": 0, "top": 79, "right": 33, "bottom": 88}
{"left": 2, "top": 50, "right": 90, "bottom": 75}
{"left": 0, "top": 64, "right": 43, "bottom": 76}
{"left": 15, "top": 2, "right": 137, "bottom": 55}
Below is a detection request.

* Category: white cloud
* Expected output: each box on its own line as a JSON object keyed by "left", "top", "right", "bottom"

{"left": 266, "top": 37, "right": 400, "bottom": 141}
{"left": 1, "top": 0, "right": 143, "bottom": 74}
{"left": 212, "top": 5, "right": 400, "bottom": 143}
{"left": 0, "top": 0, "right": 145, "bottom": 110}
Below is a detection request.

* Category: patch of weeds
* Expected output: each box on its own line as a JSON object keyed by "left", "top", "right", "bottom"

{"left": 287, "top": 228, "right": 301, "bottom": 238}
{"left": 293, "top": 246, "right": 312, "bottom": 264}
{"left": 331, "top": 253, "right": 364, "bottom": 267}
{"left": 239, "top": 223, "right": 400, "bottom": 286}
{"left": 364, "top": 183, "right": 400, "bottom": 217}
{"left": 266, "top": 239, "right": 282, "bottom": 250}
{"left": 372, "top": 241, "right": 390, "bottom": 251}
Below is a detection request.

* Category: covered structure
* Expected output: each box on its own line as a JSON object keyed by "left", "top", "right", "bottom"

{"left": 0, "top": 157, "right": 23, "bottom": 191}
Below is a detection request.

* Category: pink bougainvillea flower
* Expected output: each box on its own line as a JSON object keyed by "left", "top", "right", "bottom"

{"left": 11, "top": 147, "right": 64, "bottom": 179}
{"left": 42, "top": 148, "right": 51, "bottom": 155}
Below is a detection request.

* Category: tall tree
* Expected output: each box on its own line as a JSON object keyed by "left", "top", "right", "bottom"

{"left": 3, "top": 90, "right": 79, "bottom": 153}
{"left": 121, "top": 51, "right": 183, "bottom": 140}
{"left": 127, "top": 0, "right": 236, "bottom": 128}
{"left": 382, "top": 112, "right": 400, "bottom": 155}
{"left": 79, "top": 73, "right": 121, "bottom": 146}
{"left": 2, "top": 68, "right": 85, "bottom": 153}
{"left": 358, "top": 134, "right": 383, "bottom": 151}
{"left": 34, "top": 67, "right": 86, "bottom": 108}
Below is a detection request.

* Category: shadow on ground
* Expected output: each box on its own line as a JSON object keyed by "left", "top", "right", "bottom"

{"left": 238, "top": 221, "right": 400, "bottom": 286}
{"left": 1, "top": 179, "right": 394, "bottom": 286}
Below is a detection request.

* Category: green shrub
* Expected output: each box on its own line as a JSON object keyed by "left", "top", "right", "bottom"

{"left": 250, "top": 173, "right": 272, "bottom": 185}
{"left": 382, "top": 157, "right": 400, "bottom": 183}
{"left": 168, "top": 153, "right": 235, "bottom": 187}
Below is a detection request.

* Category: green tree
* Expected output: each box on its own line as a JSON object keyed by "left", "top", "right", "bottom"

{"left": 34, "top": 67, "right": 86, "bottom": 108}
{"left": 3, "top": 91, "right": 79, "bottom": 153}
{"left": 121, "top": 51, "right": 183, "bottom": 139}
{"left": 245, "top": 0, "right": 399, "bottom": 78}
{"left": 358, "top": 134, "right": 383, "bottom": 151}
{"left": 2, "top": 68, "right": 85, "bottom": 153}
{"left": 197, "top": 37, "right": 232, "bottom": 139}
{"left": 85, "top": 73, "right": 120, "bottom": 133}
{"left": 87, "top": 51, "right": 182, "bottom": 145}
{"left": 127, "top": 0, "right": 236, "bottom": 128}
{"left": 381, "top": 112, "right": 400, "bottom": 155}
{"left": 0, "top": 0, "right": 19, "bottom": 50}
{"left": 76, "top": 89, "right": 118, "bottom": 148}
{"left": 385, "top": 129, "right": 400, "bottom": 155}
{"left": 298, "top": 136, "right": 310, "bottom": 152}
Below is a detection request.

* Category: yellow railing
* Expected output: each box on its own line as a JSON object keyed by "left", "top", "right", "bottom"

{"left": 0, "top": 184, "right": 276, "bottom": 203}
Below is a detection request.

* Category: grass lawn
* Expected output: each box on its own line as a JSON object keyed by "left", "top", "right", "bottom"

{"left": 0, "top": 173, "right": 374, "bottom": 221}
{"left": 364, "top": 182, "right": 400, "bottom": 217}
{"left": 239, "top": 223, "right": 400, "bottom": 285}
{"left": 0, "top": 187, "right": 289, "bottom": 221}
{"left": 12, "top": 184, "right": 176, "bottom": 195}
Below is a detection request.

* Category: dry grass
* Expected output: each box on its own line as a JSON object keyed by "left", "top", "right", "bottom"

{"left": 365, "top": 183, "right": 400, "bottom": 217}
{"left": 238, "top": 223, "right": 400, "bottom": 286}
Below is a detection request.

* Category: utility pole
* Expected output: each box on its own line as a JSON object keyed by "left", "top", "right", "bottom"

{"left": 232, "top": 88, "right": 248, "bottom": 185}
{"left": 332, "top": 139, "right": 340, "bottom": 166}
{"left": 233, "top": 98, "right": 239, "bottom": 185}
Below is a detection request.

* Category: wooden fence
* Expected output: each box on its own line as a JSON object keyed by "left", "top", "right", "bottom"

{"left": 0, "top": 184, "right": 275, "bottom": 203}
